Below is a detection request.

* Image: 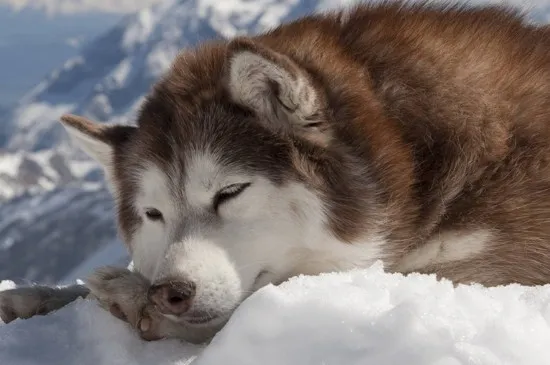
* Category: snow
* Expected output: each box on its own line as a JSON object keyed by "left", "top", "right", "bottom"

{"left": 0, "top": 150, "right": 55, "bottom": 181}
{"left": 196, "top": 0, "right": 296, "bottom": 38}
{"left": 0, "top": 297, "right": 202, "bottom": 364}
{"left": 67, "top": 160, "right": 99, "bottom": 179}
{"left": 11, "top": 102, "right": 74, "bottom": 132}
{"left": 0, "top": 281, "right": 15, "bottom": 293}
{"left": 2, "top": 262, "right": 550, "bottom": 365}
{"left": 0, "top": 152, "right": 23, "bottom": 176}
{"left": 146, "top": 45, "right": 181, "bottom": 79}
{"left": 0, "top": 237, "right": 15, "bottom": 250}
{"left": 106, "top": 59, "right": 133, "bottom": 89}
{"left": 122, "top": 8, "right": 156, "bottom": 51}
{"left": 30, "top": 151, "right": 57, "bottom": 177}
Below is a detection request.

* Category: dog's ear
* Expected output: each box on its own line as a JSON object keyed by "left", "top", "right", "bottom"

{"left": 225, "top": 38, "right": 331, "bottom": 147}
{"left": 59, "top": 114, "right": 136, "bottom": 170}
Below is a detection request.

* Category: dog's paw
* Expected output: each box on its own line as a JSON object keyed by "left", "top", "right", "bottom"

{"left": 85, "top": 266, "right": 166, "bottom": 341}
{"left": 85, "top": 266, "right": 220, "bottom": 343}
{"left": 0, "top": 284, "right": 89, "bottom": 323}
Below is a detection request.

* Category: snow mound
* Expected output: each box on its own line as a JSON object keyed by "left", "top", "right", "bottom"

{"left": 2, "top": 262, "right": 550, "bottom": 365}
{"left": 0, "top": 298, "right": 202, "bottom": 365}
{"left": 0, "top": 281, "right": 15, "bottom": 292}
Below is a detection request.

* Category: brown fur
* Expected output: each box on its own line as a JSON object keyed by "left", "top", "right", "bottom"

{"left": 78, "top": 1, "right": 550, "bottom": 287}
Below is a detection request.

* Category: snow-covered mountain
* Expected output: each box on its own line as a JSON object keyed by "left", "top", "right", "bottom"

{"left": 0, "top": 0, "right": 163, "bottom": 15}
{"left": 0, "top": 5, "right": 122, "bottom": 107}
{"left": 0, "top": 184, "right": 120, "bottom": 284}
{"left": 1, "top": 0, "right": 550, "bottom": 285}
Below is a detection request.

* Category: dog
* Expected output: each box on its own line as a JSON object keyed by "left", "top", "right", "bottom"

{"left": 3, "top": 0, "right": 550, "bottom": 344}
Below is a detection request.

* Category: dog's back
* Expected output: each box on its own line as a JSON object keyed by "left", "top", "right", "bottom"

{"left": 239, "top": 2, "right": 550, "bottom": 285}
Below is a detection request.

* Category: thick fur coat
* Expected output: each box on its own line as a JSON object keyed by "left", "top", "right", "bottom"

{"left": 2, "top": 1, "right": 550, "bottom": 342}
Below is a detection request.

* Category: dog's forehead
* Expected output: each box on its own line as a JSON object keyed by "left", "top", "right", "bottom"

{"left": 130, "top": 99, "right": 294, "bottom": 190}
{"left": 136, "top": 150, "right": 234, "bottom": 209}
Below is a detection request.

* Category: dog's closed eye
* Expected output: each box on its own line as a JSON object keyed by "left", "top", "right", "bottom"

{"left": 213, "top": 183, "right": 251, "bottom": 212}
{"left": 145, "top": 208, "right": 163, "bottom": 222}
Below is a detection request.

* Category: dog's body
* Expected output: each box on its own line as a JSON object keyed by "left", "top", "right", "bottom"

{"left": 3, "top": 1, "right": 550, "bottom": 343}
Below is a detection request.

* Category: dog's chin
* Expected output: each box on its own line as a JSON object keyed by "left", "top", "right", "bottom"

{"left": 158, "top": 274, "right": 275, "bottom": 330}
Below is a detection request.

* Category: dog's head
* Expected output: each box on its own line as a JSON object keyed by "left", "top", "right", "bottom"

{"left": 60, "top": 39, "right": 384, "bottom": 328}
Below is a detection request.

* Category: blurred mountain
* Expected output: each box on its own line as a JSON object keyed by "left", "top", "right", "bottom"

{"left": 0, "top": 5, "right": 124, "bottom": 107}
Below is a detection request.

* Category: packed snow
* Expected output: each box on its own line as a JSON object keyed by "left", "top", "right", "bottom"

{"left": 1, "top": 262, "right": 550, "bottom": 365}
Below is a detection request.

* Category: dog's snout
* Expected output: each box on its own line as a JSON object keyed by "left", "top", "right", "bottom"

{"left": 148, "top": 279, "right": 196, "bottom": 316}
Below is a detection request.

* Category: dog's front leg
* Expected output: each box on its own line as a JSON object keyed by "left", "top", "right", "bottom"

{"left": 0, "top": 284, "right": 90, "bottom": 323}
{"left": 0, "top": 269, "right": 165, "bottom": 341}
{"left": 85, "top": 266, "right": 166, "bottom": 341}
{"left": 0, "top": 268, "right": 218, "bottom": 343}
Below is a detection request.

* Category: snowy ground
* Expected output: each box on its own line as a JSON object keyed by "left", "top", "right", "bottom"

{"left": 2, "top": 262, "right": 550, "bottom": 365}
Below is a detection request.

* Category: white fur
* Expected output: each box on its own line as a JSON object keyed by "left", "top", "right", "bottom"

{"left": 279, "top": 182, "right": 387, "bottom": 278}
{"left": 397, "top": 229, "right": 492, "bottom": 272}
{"left": 227, "top": 51, "right": 319, "bottom": 125}
{"left": 62, "top": 123, "right": 113, "bottom": 168}
{"left": 59, "top": 121, "right": 119, "bottom": 191}
{"left": 183, "top": 150, "right": 253, "bottom": 210}
{"left": 130, "top": 163, "right": 176, "bottom": 280}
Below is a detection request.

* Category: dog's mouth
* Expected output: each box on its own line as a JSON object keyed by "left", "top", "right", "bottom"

{"left": 156, "top": 271, "right": 274, "bottom": 328}
{"left": 181, "top": 312, "right": 227, "bottom": 327}
{"left": 252, "top": 269, "right": 273, "bottom": 291}
{"left": 184, "top": 315, "right": 218, "bottom": 326}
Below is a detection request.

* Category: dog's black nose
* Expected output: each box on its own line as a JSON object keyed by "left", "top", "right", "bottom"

{"left": 148, "top": 279, "right": 196, "bottom": 316}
